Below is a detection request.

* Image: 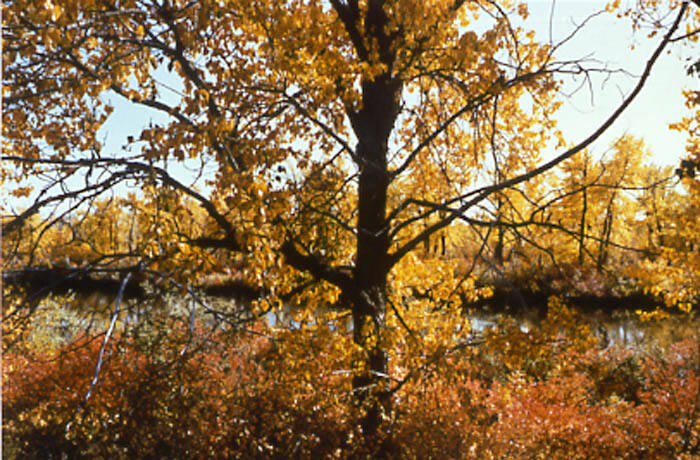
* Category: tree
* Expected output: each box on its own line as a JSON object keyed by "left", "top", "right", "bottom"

{"left": 2, "top": 0, "right": 694, "bottom": 450}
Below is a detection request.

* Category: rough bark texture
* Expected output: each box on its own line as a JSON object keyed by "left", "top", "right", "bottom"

{"left": 350, "top": 73, "right": 399, "bottom": 440}
{"left": 338, "top": 0, "right": 402, "bottom": 444}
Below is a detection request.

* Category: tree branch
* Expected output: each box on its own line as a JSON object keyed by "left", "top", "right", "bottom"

{"left": 66, "top": 272, "right": 131, "bottom": 434}
{"left": 280, "top": 240, "right": 353, "bottom": 291}
{"left": 387, "top": 2, "right": 688, "bottom": 269}
{"left": 2, "top": 155, "right": 243, "bottom": 252}
{"left": 329, "top": 0, "right": 368, "bottom": 61}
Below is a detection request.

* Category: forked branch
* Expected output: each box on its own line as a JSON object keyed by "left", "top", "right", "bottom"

{"left": 387, "top": 2, "right": 688, "bottom": 269}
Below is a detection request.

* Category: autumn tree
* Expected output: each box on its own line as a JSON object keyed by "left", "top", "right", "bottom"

{"left": 2, "top": 0, "right": 695, "bottom": 450}
{"left": 613, "top": 0, "right": 700, "bottom": 313}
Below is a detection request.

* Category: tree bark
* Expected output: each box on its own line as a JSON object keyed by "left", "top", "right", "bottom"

{"left": 579, "top": 153, "right": 589, "bottom": 265}
{"left": 350, "top": 72, "right": 398, "bottom": 440}
{"left": 332, "top": 0, "right": 402, "bottom": 444}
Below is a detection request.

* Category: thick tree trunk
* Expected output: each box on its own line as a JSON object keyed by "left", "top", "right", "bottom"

{"left": 349, "top": 70, "right": 399, "bottom": 444}
{"left": 353, "top": 123, "right": 391, "bottom": 437}
{"left": 351, "top": 287, "right": 389, "bottom": 436}
{"left": 353, "top": 150, "right": 390, "bottom": 437}
{"left": 330, "top": 0, "right": 401, "bottom": 448}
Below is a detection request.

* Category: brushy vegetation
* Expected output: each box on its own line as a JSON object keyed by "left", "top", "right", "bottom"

{"left": 4, "top": 307, "right": 698, "bottom": 459}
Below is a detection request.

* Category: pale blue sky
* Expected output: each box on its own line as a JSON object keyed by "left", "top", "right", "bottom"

{"left": 521, "top": 1, "right": 697, "bottom": 165}
{"left": 95, "top": 1, "right": 697, "bottom": 171}
{"left": 5, "top": 1, "right": 695, "bottom": 221}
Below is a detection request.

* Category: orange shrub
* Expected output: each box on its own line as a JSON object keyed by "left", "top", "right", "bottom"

{"left": 3, "top": 323, "right": 698, "bottom": 459}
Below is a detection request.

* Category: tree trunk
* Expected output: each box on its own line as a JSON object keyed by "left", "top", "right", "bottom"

{"left": 597, "top": 192, "right": 616, "bottom": 270}
{"left": 331, "top": 0, "right": 401, "bottom": 448}
{"left": 351, "top": 288, "right": 389, "bottom": 436}
{"left": 353, "top": 153, "right": 390, "bottom": 437}
{"left": 579, "top": 155, "right": 588, "bottom": 265}
{"left": 349, "top": 70, "right": 399, "bottom": 445}
{"left": 494, "top": 199, "right": 504, "bottom": 265}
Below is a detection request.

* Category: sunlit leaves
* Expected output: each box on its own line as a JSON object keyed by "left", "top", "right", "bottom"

{"left": 3, "top": 0, "right": 699, "bottom": 455}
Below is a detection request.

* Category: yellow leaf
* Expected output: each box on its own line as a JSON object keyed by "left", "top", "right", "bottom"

{"left": 51, "top": 4, "right": 62, "bottom": 21}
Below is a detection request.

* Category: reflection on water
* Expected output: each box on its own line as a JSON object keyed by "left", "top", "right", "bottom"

{"left": 267, "top": 300, "right": 692, "bottom": 349}
{"left": 467, "top": 311, "right": 654, "bottom": 348}
{"left": 597, "top": 319, "right": 647, "bottom": 347}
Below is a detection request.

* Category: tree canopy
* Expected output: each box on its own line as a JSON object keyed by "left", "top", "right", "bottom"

{"left": 3, "top": 0, "right": 700, "bottom": 457}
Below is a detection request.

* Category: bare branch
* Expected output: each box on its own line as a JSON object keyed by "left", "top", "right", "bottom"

{"left": 2, "top": 155, "right": 244, "bottom": 252}
{"left": 388, "top": 2, "right": 688, "bottom": 268}
{"left": 66, "top": 272, "right": 132, "bottom": 434}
